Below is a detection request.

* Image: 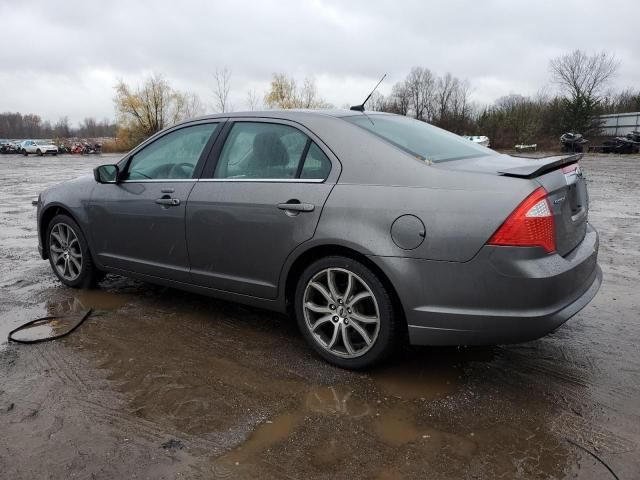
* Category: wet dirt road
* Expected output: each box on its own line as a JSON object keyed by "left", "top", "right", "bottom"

{"left": 0, "top": 153, "right": 638, "bottom": 479}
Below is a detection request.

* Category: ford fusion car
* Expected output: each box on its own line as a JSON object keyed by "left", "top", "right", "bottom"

{"left": 35, "top": 110, "right": 601, "bottom": 369}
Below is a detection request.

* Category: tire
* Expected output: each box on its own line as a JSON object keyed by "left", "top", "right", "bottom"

{"left": 294, "top": 256, "right": 398, "bottom": 369}
{"left": 46, "top": 214, "right": 101, "bottom": 288}
{"left": 22, "top": 149, "right": 28, "bottom": 156}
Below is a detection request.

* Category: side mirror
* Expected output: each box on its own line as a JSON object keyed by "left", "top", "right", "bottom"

{"left": 93, "top": 164, "right": 119, "bottom": 184}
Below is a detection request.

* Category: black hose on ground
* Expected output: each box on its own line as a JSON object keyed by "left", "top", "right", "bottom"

{"left": 7, "top": 309, "right": 93, "bottom": 344}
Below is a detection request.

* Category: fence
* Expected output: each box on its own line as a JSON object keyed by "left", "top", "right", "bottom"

{"left": 598, "top": 112, "right": 640, "bottom": 136}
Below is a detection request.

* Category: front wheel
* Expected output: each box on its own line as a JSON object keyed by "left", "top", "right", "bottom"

{"left": 46, "top": 214, "right": 101, "bottom": 288}
{"left": 294, "top": 256, "right": 398, "bottom": 369}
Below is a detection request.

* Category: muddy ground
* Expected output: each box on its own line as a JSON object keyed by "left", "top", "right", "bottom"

{"left": 0, "top": 153, "right": 638, "bottom": 479}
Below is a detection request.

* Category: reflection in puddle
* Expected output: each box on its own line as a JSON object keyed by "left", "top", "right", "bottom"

{"left": 305, "top": 386, "right": 371, "bottom": 419}
{"left": 44, "top": 287, "right": 134, "bottom": 315}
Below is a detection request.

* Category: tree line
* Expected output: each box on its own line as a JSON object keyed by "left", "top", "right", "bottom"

{"left": 0, "top": 112, "right": 116, "bottom": 139}
{"left": 4, "top": 49, "right": 638, "bottom": 150}
{"left": 115, "top": 49, "right": 633, "bottom": 150}
{"left": 364, "top": 50, "right": 638, "bottom": 148}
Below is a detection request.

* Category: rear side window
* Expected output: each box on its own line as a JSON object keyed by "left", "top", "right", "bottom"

{"left": 300, "top": 143, "right": 331, "bottom": 179}
{"left": 214, "top": 122, "right": 331, "bottom": 180}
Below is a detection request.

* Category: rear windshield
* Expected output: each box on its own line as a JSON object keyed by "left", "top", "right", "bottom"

{"left": 344, "top": 114, "right": 496, "bottom": 163}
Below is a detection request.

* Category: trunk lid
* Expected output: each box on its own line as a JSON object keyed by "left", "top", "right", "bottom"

{"left": 434, "top": 153, "right": 588, "bottom": 256}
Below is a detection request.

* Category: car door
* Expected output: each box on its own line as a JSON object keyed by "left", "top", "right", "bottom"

{"left": 88, "top": 121, "right": 222, "bottom": 282}
{"left": 186, "top": 119, "right": 339, "bottom": 299}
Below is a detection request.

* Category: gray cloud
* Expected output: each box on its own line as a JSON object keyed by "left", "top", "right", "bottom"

{"left": 1, "top": 0, "right": 638, "bottom": 125}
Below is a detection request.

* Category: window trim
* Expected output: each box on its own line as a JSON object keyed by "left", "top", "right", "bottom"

{"left": 117, "top": 119, "right": 226, "bottom": 183}
{"left": 199, "top": 118, "right": 337, "bottom": 183}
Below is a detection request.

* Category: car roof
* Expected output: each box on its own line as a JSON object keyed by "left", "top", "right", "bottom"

{"left": 187, "top": 109, "right": 395, "bottom": 122}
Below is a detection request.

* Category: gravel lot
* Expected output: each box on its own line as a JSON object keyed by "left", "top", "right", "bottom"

{"left": 0, "top": 153, "right": 638, "bottom": 479}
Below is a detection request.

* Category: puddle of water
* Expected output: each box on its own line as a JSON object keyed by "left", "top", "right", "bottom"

{"left": 42, "top": 288, "right": 134, "bottom": 315}
{"left": 373, "top": 408, "right": 423, "bottom": 447}
{"left": 220, "top": 411, "right": 303, "bottom": 465}
{"left": 371, "top": 355, "right": 461, "bottom": 400}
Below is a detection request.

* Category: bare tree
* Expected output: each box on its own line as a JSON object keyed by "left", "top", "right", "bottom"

{"left": 550, "top": 50, "right": 618, "bottom": 103}
{"left": 264, "top": 73, "right": 330, "bottom": 109}
{"left": 246, "top": 89, "right": 260, "bottom": 110}
{"left": 550, "top": 50, "right": 618, "bottom": 132}
{"left": 114, "top": 73, "right": 201, "bottom": 145}
{"left": 367, "top": 91, "right": 386, "bottom": 111}
{"left": 600, "top": 88, "right": 640, "bottom": 114}
{"left": 388, "top": 82, "right": 410, "bottom": 115}
{"left": 175, "top": 91, "right": 205, "bottom": 120}
{"left": 300, "top": 77, "right": 319, "bottom": 108}
{"left": 434, "top": 73, "right": 459, "bottom": 122}
{"left": 53, "top": 116, "right": 71, "bottom": 137}
{"left": 405, "top": 67, "right": 435, "bottom": 121}
{"left": 212, "top": 67, "right": 232, "bottom": 113}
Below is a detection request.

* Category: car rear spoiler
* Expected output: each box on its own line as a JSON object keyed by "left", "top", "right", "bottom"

{"left": 498, "top": 153, "right": 582, "bottom": 179}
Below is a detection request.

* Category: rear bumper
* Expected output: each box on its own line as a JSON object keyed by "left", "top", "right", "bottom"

{"left": 370, "top": 223, "right": 601, "bottom": 346}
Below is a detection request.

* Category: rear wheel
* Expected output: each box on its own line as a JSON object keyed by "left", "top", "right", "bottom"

{"left": 37, "top": 149, "right": 43, "bottom": 156}
{"left": 294, "top": 256, "right": 398, "bottom": 369}
{"left": 22, "top": 149, "right": 28, "bottom": 156}
{"left": 47, "top": 214, "right": 101, "bottom": 288}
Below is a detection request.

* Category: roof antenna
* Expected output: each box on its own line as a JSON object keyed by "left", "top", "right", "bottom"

{"left": 350, "top": 74, "right": 387, "bottom": 112}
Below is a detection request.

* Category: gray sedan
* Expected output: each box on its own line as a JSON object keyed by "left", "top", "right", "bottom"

{"left": 36, "top": 110, "right": 601, "bottom": 368}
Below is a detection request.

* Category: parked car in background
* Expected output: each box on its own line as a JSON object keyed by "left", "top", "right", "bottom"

{"left": 20, "top": 139, "right": 58, "bottom": 156}
{"left": 463, "top": 135, "right": 490, "bottom": 147}
{"left": 35, "top": 110, "right": 601, "bottom": 369}
{"left": 1, "top": 140, "right": 18, "bottom": 154}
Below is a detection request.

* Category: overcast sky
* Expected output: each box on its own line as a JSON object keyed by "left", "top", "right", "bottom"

{"left": 1, "top": 0, "right": 638, "bottom": 125}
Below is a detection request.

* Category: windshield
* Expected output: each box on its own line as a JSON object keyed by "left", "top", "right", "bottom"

{"left": 344, "top": 114, "right": 496, "bottom": 163}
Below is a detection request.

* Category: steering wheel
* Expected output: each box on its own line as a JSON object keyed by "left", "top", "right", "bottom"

{"left": 168, "top": 162, "right": 193, "bottom": 179}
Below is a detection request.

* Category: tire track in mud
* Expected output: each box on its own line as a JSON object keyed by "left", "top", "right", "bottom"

{"left": 77, "top": 396, "right": 263, "bottom": 456}
{"left": 39, "top": 345, "right": 90, "bottom": 394}
{"left": 493, "top": 347, "right": 593, "bottom": 388}
{"left": 487, "top": 347, "right": 638, "bottom": 460}
{"left": 552, "top": 413, "right": 636, "bottom": 455}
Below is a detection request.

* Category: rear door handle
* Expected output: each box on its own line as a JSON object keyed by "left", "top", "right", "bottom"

{"left": 155, "top": 198, "right": 181, "bottom": 206}
{"left": 277, "top": 201, "right": 315, "bottom": 212}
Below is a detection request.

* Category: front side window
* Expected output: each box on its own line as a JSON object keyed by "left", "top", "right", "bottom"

{"left": 125, "top": 123, "right": 218, "bottom": 180}
{"left": 215, "top": 122, "right": 317, "bottom": 179}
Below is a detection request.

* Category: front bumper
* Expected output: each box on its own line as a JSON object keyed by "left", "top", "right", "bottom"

{"left": 370, "top": 223, "right": 601, "bottom": 346}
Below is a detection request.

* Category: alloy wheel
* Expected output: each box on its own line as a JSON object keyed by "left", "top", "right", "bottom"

{"left": 49, "top": 223, "right": 83, "bottom": 281}
{"left": 303, "top": 268, "right": 381, "bottom": 359}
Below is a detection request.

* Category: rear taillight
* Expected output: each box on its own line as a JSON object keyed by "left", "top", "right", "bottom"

{"left": 488, "top": 187, "right": 556, "bottom": 253}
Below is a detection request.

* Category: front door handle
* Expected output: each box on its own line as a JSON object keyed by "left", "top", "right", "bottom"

{"left": 155, "top": 197, "right": 181, "bottom": 206}
{"left": 278, "top": 201, "right": 315, "bottom": 212}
